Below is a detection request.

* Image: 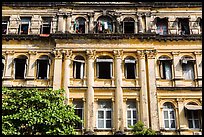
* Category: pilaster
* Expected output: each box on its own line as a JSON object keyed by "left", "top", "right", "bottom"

{"left": 4, "top": 51, "right": 15, "bottom": 79}
{"left": 27, "top": 51, "right": 37, "bottom": 79}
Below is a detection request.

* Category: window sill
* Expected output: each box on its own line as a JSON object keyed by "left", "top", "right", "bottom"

{"left": 94, "top": 128, "right": 113, "bottom": 131}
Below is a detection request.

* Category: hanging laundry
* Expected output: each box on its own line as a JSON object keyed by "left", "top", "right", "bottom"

{"left": 104, "top": 22, "right": 108, "bottom": 29}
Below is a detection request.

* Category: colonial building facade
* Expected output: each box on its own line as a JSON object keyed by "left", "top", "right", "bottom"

{"left": 2, "top": 2, "right": 202, "bottom": 135}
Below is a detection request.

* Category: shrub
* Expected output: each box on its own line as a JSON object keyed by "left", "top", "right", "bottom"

{"left": 131, "top": 121, "right": 156, "bottom": 135}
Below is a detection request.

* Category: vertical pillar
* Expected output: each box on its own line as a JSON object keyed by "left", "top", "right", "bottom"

{"left": 57, "top": 13, "right": 64, "bottom": 33}
{"left": 8, "top": 15, "right": 20, "bottom": 34}
{"left": 63, "top": 50, "right": 72, "bottom": 104}
{"left": 88, "top": 12, "right": 94, "bottom": 33}
{"left": 194, "top": 51, "right": 202, "bottom": 87}
{"left": 66, "top": 12, "right": 72, "bottom": 33}
{"left": 85, "top": 50, "right": 95, "bottom": 132}
{"left": 136, "top": 50, "right": 149, "bottom": 128}
{"left": 27, "top": 51, "right": 37, "bottom": 79}
{"left": 4, "top": 51, "right": 15, "bottom": 79}
{"left": 172, "top": 52, "right": 182, "bottom": 86}
{"left": 176, "top": 98, "right": 187, "bottom": 131}
{"left": 115, "top": 13, "right": 121, "bottom": 33}
{"left": 113, "top": 50, "right": 124, "bottom": 132}
{"left": 146, "top": 50, "right": 160, "bottom": 131}
{"left": 53, "top": 49, "right": 63, "bottom": 90}
{"left": 30, "top": 15, "right": 41, "bottom": 34}
{"left": 145, "top": 12, "right": 152, "bottom": 33}
{"left": 169, "top": 16, "right": 178, "bottom": 35}
{"left": 137, "top": 13, "right": 144, "bottom": 33}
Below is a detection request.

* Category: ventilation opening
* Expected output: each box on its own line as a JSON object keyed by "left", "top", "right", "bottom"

{"left": 125, "top": 63, "right": 135, "bottom": 79}
{"left": 98, "top": 62, "right": 111, "bottom": 79}
{"left": 15, "top": 59, "right": 26, "bottom": 79}
{"left": 124, "top": 22, "right": 134, "bottom": 33}
{"left": 37, "top": 60, "right": 48, "bottom": 79}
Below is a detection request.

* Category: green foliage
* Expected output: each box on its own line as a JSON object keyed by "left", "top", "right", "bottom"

{"left": 2, "top": 88, "right": 81, "bottom": 135}
{"left": 131, "top": 121, "right": 156, "bottom": 135}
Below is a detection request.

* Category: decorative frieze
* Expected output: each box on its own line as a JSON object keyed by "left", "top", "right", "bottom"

{"left": 113, "top": 50, "right": 123, "bottom": 58}
{"left": 52, "top": 49, "right": 63, "bottom": 59}
{"left": 86, "top": 50, "right": 96, "bottom": 60}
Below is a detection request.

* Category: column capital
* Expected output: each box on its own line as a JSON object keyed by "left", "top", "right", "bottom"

{"left": 146, "top": 50, "right": 157, "bottom": 59}
{"left": 86, "top": 50, "right": 96, "bottom": 60}
{"left": 136, "top": 50, "right": 145, "bottom": 59}
{"left": 66, "top": 12, "right": 72, "bottom": 17}
{"left": 52, "top": 49, "right": 63, "bottom": 59}
{"left": 113, "top": 50, "right": 123, "bottom": 58}
{"left": 63, "top": 49, "right": 73, "bottom": 59}
{"left": 176, "top": 98, "right": 184, "bottom": 103}
{"left": 171, "top": 51, "right": 180, "bottom": 56}
{"left": 88, "top": 12, "right": 94, "bottom": 17}
{"left": 5, "top": 50, "right": 15, "bottom": 55}
{"left": 137, "top": 12, "right": 145, "bottom": 17}
{"left": 28, "top": 50, "right": 37, "bottom": 55}
{"left": 194, "top": 51, "right": 202, "bottom": 55}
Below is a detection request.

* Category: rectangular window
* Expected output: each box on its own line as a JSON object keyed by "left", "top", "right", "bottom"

{"left": 178, "top": 18, "right": 190, "bottom": 35}
{"left": 160, "top": 61, "right": 172, "bottom": 80}
{"left": 14, "top": 58, "right": 27, "bottom": 79}
{"left": 182, "top": 62, "right": 195, "bottom": 80}
{"left": 97, "top": 100, "right": 112, "bottom": 129}
{"left": 123, "top": 22, "right": 134, "bottom": 33}
{"left": 125, "top": 59, "right": 136, "bottom": 79}
{"left": 73, "top": 100, "right": 83, "bottom": 129}
{"left": 96, "top": 59, "right": 113, "bottom": 79}
{"left": 187, "top": 110, "right": 201, "bottom": 129}
{"left": 156, "top": 18, "right": 168, "bottom": 35}
{"left": 41, "top": 17, "right": 52, "bottom": 34}
{"left": 19, "top": 17, "right": 31, "bottom": 34}
{"left": 73, "top": 60, "right": 84, "bottom": 79}
{"left": 2, "top": 17, "right": 9, "bottom": 34}
{"left": 126, "top": 100, "right": 137, "bottom": 128}
{"left": 163, "top": 110, "right": 176, "bottom": 129}
{"left": 37, "top": 60, "right": 49, "bottom": 79}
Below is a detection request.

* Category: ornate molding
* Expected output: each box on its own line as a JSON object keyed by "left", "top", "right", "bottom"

{"left": 63, "top": 49, "right": 72, "bottom": 59}
{"left": 88, "top": 12, "right": 94, "bottom": 17}
{"left": 171, "top": 51, "right": 180, "bottom": 56}
{"left": 136, "top": 50, "right": 145, "bottom": 59}
{"left": 194, "top": 51, "right": 202, "bottom": 55}
{"left": 86, "top": 50, "right": 96, "bottom": 60}
{"left": 52, "top": 49, "right": 62, "bottom": 59}
{"left": 146, "top": 50, "right": 157, "bottom": 59}
{"left": 113, "top": 50, "right": 123, "bottom": 58}
{"left": 28, "top": 50, "right": 37, "bottom": 55}
{"left": 5, "top": 50, "right": 15, "bottom": 55}
{"left": 176, "top": 98, "right": 184, "bottom": 102}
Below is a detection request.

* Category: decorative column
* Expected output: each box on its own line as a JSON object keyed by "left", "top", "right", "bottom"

{"left": 57, "top": 12, "right": 64, "bottom": 33}
{"left": 88, "top": 12, "right": 94, "bottom": 33}
{"left": 145, "top": 12, "right": 152, "bottom": 33}
{"left": 171, "top": 52, "right": 182, "bottom": 86}
{"left": 176, "top": 98, "right": 187, "bottom": 131}
{"left": 146, "top": 50, "right": 160, "bottom": 131}
{"left": 62, "top": 50, "right": 72, "bottom": 104}
{"left": 30, "top": 15, "right": 41, "bottom": 34}
{"left": 4, "top": 51, "right": 15, "bottom": 79}
{"left": 168, "top": 16, "right": 178, "bottom": 35}
{"left": 115, "top": 13, "right": 121, "bottom": 33}
{"left": 137, "top": 12, "right": 145, "bottom": 33}
{"left": 66, "top": 12, "right": 72, "bottom": 33}
{"left": 27, "top": 51, "right": 37, "bottom": 79}
{"left": 136, "top": 50, "right": 149, "bottom": 128}
{"left": 113, "top": 50, "right": 124, "bottom": 132}
{"left": 194, "top": 51, "right": 202, "bottom": 87}
{"left": 53, "top": 49, "right": 63, "bottom": 90}
{"left": 8, "top": 15, "right": 20, "bottom": 34}
{"left": 85, "top": 50, "right": 96, "bottom": 132}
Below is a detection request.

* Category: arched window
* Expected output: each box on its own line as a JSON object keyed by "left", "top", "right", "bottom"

{"left": 14, "top": 55, "right": 28, "bottom": 79}
{"left": 2, "top": 56, "right": 5, "bottom": 77}
{"left": 74, "top": 17, "right": 86, "bottom": 33}
{"left": 180, "top": 56, "right": 195, "bottom": 80}
{"left": 158, "top": 56, "right": 172, "bottom": 80}
{"left": 73, "top": 55, "right": 85, "bottom": 79}
{"left": 156, "top": 17, "right": 168, "bottom": 35}
{"left": 124, "top": 56, "right": 136, "bottom": 79}
{"left": 96, "top": 16, "right": 113, "bottom": 34}
{"left": 123, "top": 17, "right": 135, "bottom": 34}
{"left": 185, "top": 102, "right": 202, "bottom": 129}
{"left": 37, "top": 55, "right": 50, "bottom": 79}
{"left": 163, "top": 102, "right": 176, "bottom": 130}
{"left": 126, "top": 100, "right": 137, "bottom": 128}
{"left": 96, "top": 56, "right": 113, "bottom": 79}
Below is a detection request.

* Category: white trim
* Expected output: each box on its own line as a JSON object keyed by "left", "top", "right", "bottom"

{"left": 163, "top": 107, "right": 176, "bottom": 130}
{"left": 96, "top": 108, "right": 112, "bottom": 129}
{"left": 96, "top": 58, "right": 113, "bottom": 62}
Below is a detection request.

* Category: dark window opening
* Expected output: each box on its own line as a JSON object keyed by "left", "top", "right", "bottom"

{"left": 73, "top": 56, "right": 85, "bottom": 79}
{"left": 73, "top": 100, "right": 83, "bottom": 129}
{"left": 37, "top": 60, "right": 48, "bottom": 79}
{"left": 74, "top": 17, "right": 85, "bottom": 34}
{"left": 96, "top": 16, "right": 113, "bottom": 34}
{"left": 15, "top": 58, "right": 27, "bottom": 79}
{"left": 156, "top": 18, "right": 168, "bottom": 35}
{"left": 2, "top": 17, "right": 9, "bottom": 34}
{"left": 160, "top": 61, "right": 172, "bottom": 80}
{"left": 182, "top": 62, "right": 195, "bottom": 80}
{"left": 98, "top": 62, "right": 111, "bottom": 79}
{"left": 75, "top": 62, "right": 81, "bottom": 79}
{"left": 41, "top": 17, "right": 51, "bottom": 34}
{"left": 125, "top": 62, "right": 136, "bottom": 79}
{"left": 124, "top": 22, "right": 134, "bottom": 33}
{"left": 19, "top": 18, "right": 31, "bottom": 34}
{"left": 178, "top": 18, "right": 190, "bottom": 35}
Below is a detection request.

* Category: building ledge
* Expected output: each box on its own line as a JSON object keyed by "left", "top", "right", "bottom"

{"left": 157, "top": 87, "right": 202, "bottom": 91}
{"left": 2, "top": 34, "right": 202, "bottom": 41}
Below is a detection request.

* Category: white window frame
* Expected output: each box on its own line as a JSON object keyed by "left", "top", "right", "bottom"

{"left": 182, "top": 60, "right": 195, "bottom": 80}
{"left": 41, "top": 17, "right": 52, "bottom": 34}
{"left": 14, "top": 58, "right": 27, "bottom": 79}
{"left": 126, "top": 108, "right": 137, "bottom": 128}
{"left": 159, "top": 60, "right": 172, "bottom": 80}
{"left": 124, "top": 59, "right": 136, "bottom": 79}
{"left": 19, "top": 18, "right": 31, "bottom": 34}
{"left": 163, "top": 106, "right": 176, "bottom": 130}
{"left": 37, "top": 59, "right": 50, "bottom": 80}
{"left": 97, "top": 108, "right": 112, "bottom": 129}
{"left": 73, "top": 101, "right": 84, "bottom": 129}
{"left": 73, "top": 60, "right": 85, "bottom": 79}
{"left": 96, "top": 58, "right": 113, "bottom": 79}
{"left": 188, "top": 110, "right": 200, "bottom": 129}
